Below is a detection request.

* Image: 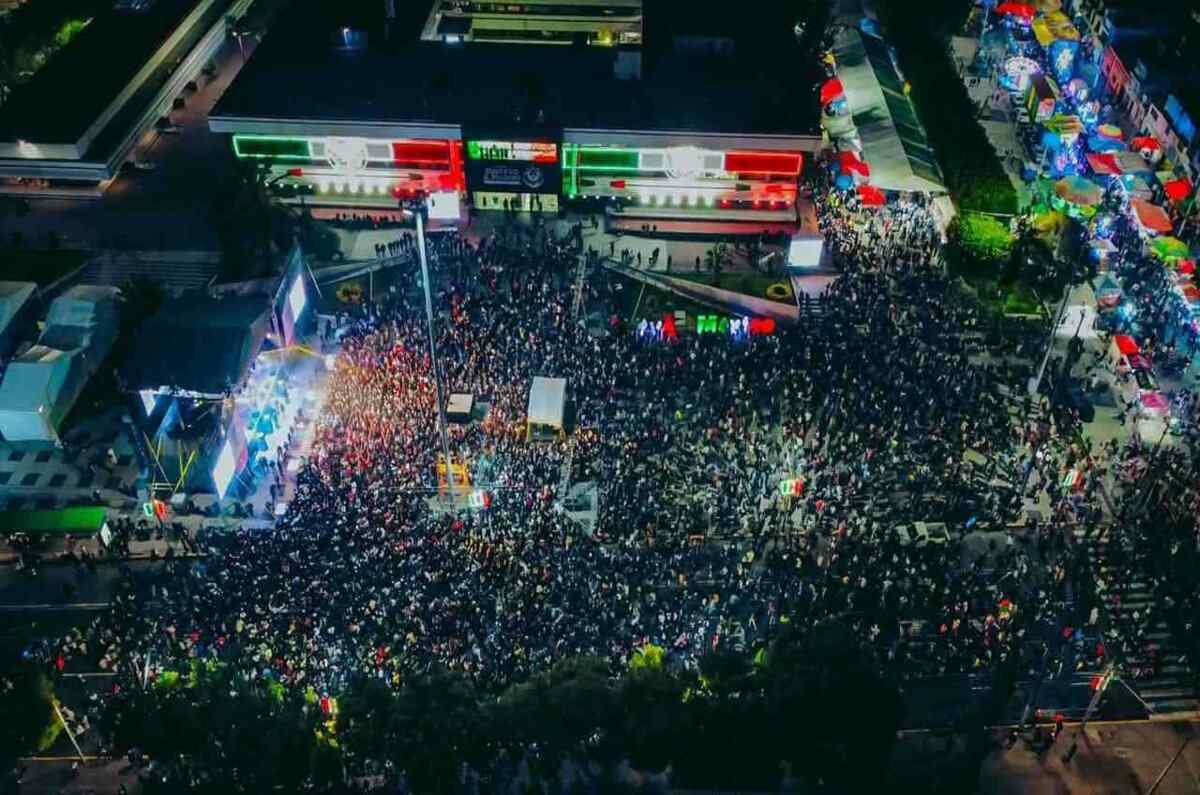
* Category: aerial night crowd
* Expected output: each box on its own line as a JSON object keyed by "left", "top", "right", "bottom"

{"left": 32, "top": 175, "right": 1197, "bottom": 772}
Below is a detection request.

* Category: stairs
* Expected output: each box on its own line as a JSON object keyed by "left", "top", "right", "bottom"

{"left": 1076, "top": 526, "right": 1199, "bottom": 716}
{"left": 75, "top": 250, "right": 222, "bottom": 292}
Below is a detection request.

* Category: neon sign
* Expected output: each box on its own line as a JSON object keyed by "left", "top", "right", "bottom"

{"left": 467, "top": 140, "right": 558, "bottom": 164}
{"left": 696, "top": 315, "right": 776, "bottom": 336}
{"left": 637, "top": 314, "right": 776, "bottom": 341}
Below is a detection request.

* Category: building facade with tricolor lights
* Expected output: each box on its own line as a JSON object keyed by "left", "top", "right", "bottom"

{"left": 208, "top": 0, "right": 822, "bottom": 224}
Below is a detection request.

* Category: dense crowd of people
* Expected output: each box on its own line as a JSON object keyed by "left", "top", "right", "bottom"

{"left": 26, "top": 176, "right": 1196, "bottom": 782}
{"left": 43, "top": 200, "right": 1116, "bottom": 710}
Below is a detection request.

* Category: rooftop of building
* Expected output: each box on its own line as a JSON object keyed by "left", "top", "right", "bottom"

{"left": 0, "top": 0, "right": 226, "bottom": 145}
{"left": 210, "top": 0, "right": 821, "bottom": 136}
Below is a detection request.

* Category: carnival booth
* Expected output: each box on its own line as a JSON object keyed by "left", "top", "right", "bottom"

{"left": 1001, "top": 55, "right": 1041, "bottom": 92}
{"left": 1151, "top": 236, "right": 1190, "bottom": 262}
{"left": 996, "top": 1, "right": 1036, "bottom": 25}
{"left": 1109, "top": 333, "right": 1139, "bottom": 371}
{"left": 1032, "top": 11, "right": 1079, "bottom": 82}
{"left": 1163, "top": 177, "right": 1194, "bottom": 204}
{"left": 1026, "top": 75, "right": 1060, "bottom": 122}
{"left": 1130, "top": 136, "right": 1163, "bottom": 166}
{"left": 1095, "top": 274, "right": 1122, "bottom": 309}
{"left": 1130, "top": 199, "right": 1175, "bottom": 236}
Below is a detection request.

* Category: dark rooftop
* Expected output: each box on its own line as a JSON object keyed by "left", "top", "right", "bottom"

{"left": 211, "top": 0, "right": 820, "bottom": 136}
{"left": 121, "top": 293, "right": 270, "bottom": 395}
{"left": 0, "top": 0, "right": 228, "bottom": 145}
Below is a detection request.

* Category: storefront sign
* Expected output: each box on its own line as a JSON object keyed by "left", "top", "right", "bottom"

{"left": 481, "top": 165, "right": 548, "bottom": 189}
{"left": 467, "top": 140, "right": 557, "bottom": 163}
{"left": 465, "top": 138, "right": 561, "bottom": 195}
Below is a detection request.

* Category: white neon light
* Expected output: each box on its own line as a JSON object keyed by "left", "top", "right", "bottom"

{"left": 213, "top": 439, "right": 237, "bottom": 498}
{"left": 288, "top": 274, "right": 307, "bottom": 319}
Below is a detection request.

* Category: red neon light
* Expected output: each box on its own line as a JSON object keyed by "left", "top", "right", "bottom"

{"left": 391, "top": 140, "right": 452, "bottom": 164}
{"left": 725, "top": 151, "right": 802, "bottom": 176}
{"left": 449, "top": 141, "right": 465, "bottom": 192}
{"left": 749, "top": 317, "right": 776, "bottom": 336}
{"left": 609, "top": 179, "right": 626, "bottom": 189}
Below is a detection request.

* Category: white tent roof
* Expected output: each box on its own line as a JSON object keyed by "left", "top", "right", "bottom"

{"left": 0, "top": 346, "right": 72, "bottom": 412}
{"left": 0, "top": 282, "right": 36, "bottom": 337}
{"left": 833, "top": 27, "right": 946, "bottom": 193}
{"left": 527, "top": 377, "right": 566, "bottom": 429}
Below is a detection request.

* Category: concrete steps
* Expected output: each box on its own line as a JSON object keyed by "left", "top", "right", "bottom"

{"left": 1076, "top": 527, "right": 1199, "bottom": 716}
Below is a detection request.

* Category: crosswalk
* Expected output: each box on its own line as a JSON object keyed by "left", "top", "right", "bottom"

{"left": 1074, "top": 526, "right": 1199, "bottom": 716}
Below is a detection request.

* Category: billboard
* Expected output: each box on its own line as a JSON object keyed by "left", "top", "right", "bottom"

{"left": 464, "top": 139, "right": 562, "bottom": 195}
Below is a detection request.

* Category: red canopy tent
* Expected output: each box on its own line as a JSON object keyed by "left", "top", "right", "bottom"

{"left": 857, "top": 184, "right": 886, "bottom": 206}
{"left": 1130, "top": 136, "right": 1160, "bottom": 152}
{"left": 1131, "top": 199, "right": 1174, "bottom": 234}
{"left": 996, "top": 1, "right": 1035, "bottom": 19}
{"left": 820, "top": 78, "right": 845, "bottom": 106}
{"left": 1164, "top": 177, "right": 1194, "bottom": 202}
{"left": 837, "top": 150, "right": 870, "bottom": 178}
{"left": 1127, "top": 353, "right": 1153, "bottom": 372}
{"left": 1086, "top": 152, "right": 1120, "bottom": 175}
{"left": 1113, "top": 334, "right": 1139, "bottom": 356}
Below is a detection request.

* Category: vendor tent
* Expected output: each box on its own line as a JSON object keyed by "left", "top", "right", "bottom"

{"left": 1117, "top": 174, "right": 1154, "bottom": 199}
{"left": 1130, "top": 136, "right": 1160, "bottom": 152}
{"left": 1032, "top": 11, "right": 1079, "bottom": 47}
{"left": 1164, "top": 177, "right": 1194, "bottom": 202}
{"left": 1112, "top": 151, "right": 1152, "bottom": 174}
{"left": 837, "top": 150, "right": 870, "bottom": 178}
{"left": 996, "top": 1, "right": 1035, "bottom": 19}
{"left": 1131, "top": 200, "right": 1174, "bottom": 234}
{"left": 1087, "top": 136, "right": 1124, "bottom": 153}
{"left": 857, "top": 184, "right": 886, "bottom": 206}
{"left": 1151, "top": 236, "right": 1190, "bottom": 261}
{"left": 526, "top": 377, "right": 567, "bottom": 441}
{"left": 0, "top": 281, "right": 37, "bottom": 359}
{"left": 1054, "top": 176, "right": 1102, "bottom": 206}
{"left": 819, "top": 78, "right": 845, "bottom": 106}
{"left": 1086, "top": 152, "right": 1120, "bottom": 175}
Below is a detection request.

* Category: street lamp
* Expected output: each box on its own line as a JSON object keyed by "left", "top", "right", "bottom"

{"left": 398, "top": 195, "right": 457, "bottom": 508}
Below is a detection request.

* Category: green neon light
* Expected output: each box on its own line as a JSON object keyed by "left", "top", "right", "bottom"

{"left": 576, "top": 148, "right": 639, "bottom": 170}
{"left": 232, "top": 135, "right": 311, "bottom": 160}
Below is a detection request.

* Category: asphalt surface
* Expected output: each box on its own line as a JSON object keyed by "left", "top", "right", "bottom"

{"left": 0, "top": 35, "right": 254, "bottom": 252}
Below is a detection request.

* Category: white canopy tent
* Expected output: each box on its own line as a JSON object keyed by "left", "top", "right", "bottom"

{"left": 0, "top": 286, "right": 119, "bottom": 443}
{"left": 527, "top": 377, "right": 567, "bottom": 441}
{"left": 0, "top": 281, "right": 37, "bottom": 358}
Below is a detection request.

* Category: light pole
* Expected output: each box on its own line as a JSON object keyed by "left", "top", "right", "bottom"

{"left": 404, "top": 198, "right": 457, "bottom": 508}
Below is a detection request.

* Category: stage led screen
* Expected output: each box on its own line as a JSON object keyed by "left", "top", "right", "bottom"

{"left": 213, "top": 439, "right": 238, "bottom": 498}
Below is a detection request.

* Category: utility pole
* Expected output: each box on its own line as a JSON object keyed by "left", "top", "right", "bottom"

{"left": 409, "top": 201, "right": 457, "bottom": 509}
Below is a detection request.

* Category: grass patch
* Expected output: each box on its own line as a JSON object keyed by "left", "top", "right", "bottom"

{"left": 613, "top": 274, "right": 714, "bottom": 324}
{"left": 0, "top": 248, "right": 87, "bottom": 286}
{"left": 670, "top": 271, "right": 796, "bottom": 305}
{"left": 1001, "top": 285, "right": 1044, "bottom": 316}
{"left": 35, "top": 705, "right": 63, "bottom": 752}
